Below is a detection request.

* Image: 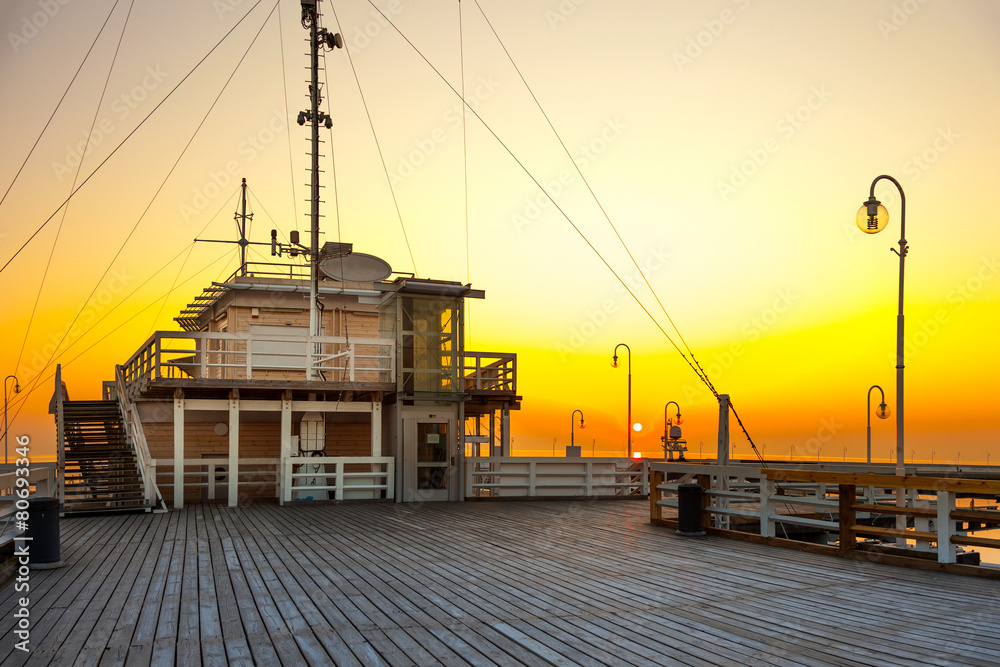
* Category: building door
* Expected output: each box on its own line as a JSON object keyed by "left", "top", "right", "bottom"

{"left": 403, "top": 418, "right": 456, "bottom": 502}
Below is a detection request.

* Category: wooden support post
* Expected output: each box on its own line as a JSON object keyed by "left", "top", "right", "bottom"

{"left": 54, "top": 364, "right": 65, "bottom": 510}
{"left": 529, "top": 461, "right": 537, "bottom": 497}
{"left": 500, "top": 405, "right": 510, "bottom": 457}
{"left": 937, "top": 490, "right": 957, "bottom": 564}
{"left": 695, "top": 473, "right": 710, "bottom": 529}
{"left": 839, "top": 483, "right": 856, "bottom": 556}
{"left": 649, "top": 469, "right": 664, "bottom": 522}
{"left": 913, "top": 498, "right": 933, "bottom": 552}
{"left": 334, "top": 461, "right": 344, "bottom": 501}
{"left": 716, "top": 394, "right": 730, "bottom": 465}
{"left": 279, "top": 390, "right": 292, "bottom": 505}
{"left": 173, "top": 389, "right": 184, "bottom": 509}
{"left": 760, "top": 475, "right": 775, "bottom": 538}
{"left": 228, "top": 390, "right": 239, "bottom": 507}
{"left": 371, "top": 400, "right": 382, "bottom": 457}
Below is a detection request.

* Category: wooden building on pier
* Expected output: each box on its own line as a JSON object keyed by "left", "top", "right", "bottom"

{"left": 53, "top": 249, "right": 520, "bottom": 513}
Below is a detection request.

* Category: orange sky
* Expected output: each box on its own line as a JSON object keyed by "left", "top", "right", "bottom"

{"left": 1, "top": 0, "right": 998, "bottom": 464}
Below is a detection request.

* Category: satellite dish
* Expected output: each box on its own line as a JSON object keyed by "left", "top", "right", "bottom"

{"left": 320, "top": 253, "right": 392, "bottom": 282}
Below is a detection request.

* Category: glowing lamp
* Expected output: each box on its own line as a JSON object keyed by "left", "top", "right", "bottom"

{"left": 611, "top": 354, "right": 619, "bottom": 368}
{"left": 856, "top": 196, "right": 888, "bottom": 234}
{"left": 632, "top": 452, "right": 642, "bottom": 459}
{"left": 632, "top": 423, "right": 642, "bottom": 432}
{"left": 876, "top": 402, "right": 891, "bottom": 419}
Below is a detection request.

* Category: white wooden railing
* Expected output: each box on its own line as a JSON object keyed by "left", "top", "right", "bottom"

{"left": 465, "top": 457, "right": 647, "bottom": 498}
{"left": 0, "top": 464, "right": 57, "bottom": 546}
{"left": 121, "top": 330, "right": 395, "bottom": 395}
{"left": 150, "top": 456, "right": 394, "bottom": 505}
{"left": 461, "top": 352, "right": 516, "bottom": 392}
{"left": 650, "top": 462, "right": 1000, "bottom": 566}
{"left": 281, "top": 456, "right": 394, "bottom": 504}
{"left": 152, "top": 458, "right": 279, "bottom": 503}
{"left": 115, "top": 365, "right": 164, "bottom": 510}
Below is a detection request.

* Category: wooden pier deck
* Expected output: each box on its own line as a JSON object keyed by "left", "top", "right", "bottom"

{"left": 1, "top": 500, "right": 998, "bottom": 666}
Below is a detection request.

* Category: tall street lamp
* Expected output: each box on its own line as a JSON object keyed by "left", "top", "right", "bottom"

{"left": 866, "top": 385, "right": 891, "bottom": 465}
{"left": 4, "top": 375, "right": 19, "bottom": 466}
{"left": 612, "top": 344, "right": 632, "bottom": 458}
{"left": 570, "top": 410, "right": 585, "bottom": 450}
{"left": 857, "top": 175, "right": 908, "bottom": 539}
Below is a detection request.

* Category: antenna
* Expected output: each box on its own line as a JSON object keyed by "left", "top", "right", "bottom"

{"left": 194, "top": 178, "right": 269, "bottom": 273}
{"left": 299, "top": 0, "right": 343, "bottom": 378}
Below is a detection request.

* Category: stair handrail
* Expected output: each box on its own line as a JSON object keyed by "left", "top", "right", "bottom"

{"left": 115, "top": 364, "right": 164, "bottom": 510}
{"left": 53, "top": 364, "right": 66, "bottom": 509}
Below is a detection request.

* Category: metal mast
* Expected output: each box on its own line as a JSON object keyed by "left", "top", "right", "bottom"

{"left": 299, "top": 0, "right": 341, "bottom": 376}
{"left": 237, "top": 178, "right": 250, "bottom": 276}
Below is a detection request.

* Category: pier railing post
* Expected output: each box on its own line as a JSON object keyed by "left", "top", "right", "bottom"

{"left": 696, "top": 473, "right": 711, "bottom": 529}
{"left": 839, "top": 483, "right": 856, "bottom": 556}
{"left": 936, "top": 489, "right": 957, "bottom": 564}
{"left": 760, "top": 475, "right": 775, "bottom": 538}
{"left": 649, "top": 469, "right": 663, "bottom": 522}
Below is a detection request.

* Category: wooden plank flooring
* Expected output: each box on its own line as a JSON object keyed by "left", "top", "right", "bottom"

{"left": 0, "top": 500, "right": 998, "bottom": 666}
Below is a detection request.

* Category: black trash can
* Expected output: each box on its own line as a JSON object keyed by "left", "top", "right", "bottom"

{"left": 676, "top": 483, "right": 706, "bottom": 536}
{"left": 25, "top": 497, "right": 61, "bottom": 566}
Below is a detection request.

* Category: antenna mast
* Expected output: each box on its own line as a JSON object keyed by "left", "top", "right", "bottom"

{"left": 237, "top": 178, "right": 251, "bottom": 276}
{"left": 298, "top": 0, "right": 342, "bottom": 372}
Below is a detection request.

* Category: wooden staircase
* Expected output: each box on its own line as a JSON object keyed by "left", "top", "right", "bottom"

{"left": 61, "top": 400, "right": 149, "bottom": 514}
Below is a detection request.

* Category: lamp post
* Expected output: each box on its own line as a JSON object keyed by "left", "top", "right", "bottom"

{"left": 570, "top": 410, "right": 585, "bottom": 451}
{"left": 857, "top": 176, "right": 907, "bottom": 469}
{"left": 662, "top": 401, "right": 681, "bottom": 460}
{"left": 858, "top": 175, "right": 908, "bottom": 539}
{"left": 866, "top": 385, "right": 890, "bottom": 465}
{"left": 4, "top": 375, "right": 19, "bottom": 466}
{"left": 612, "top": 343, "right": 632, "bottom": 458}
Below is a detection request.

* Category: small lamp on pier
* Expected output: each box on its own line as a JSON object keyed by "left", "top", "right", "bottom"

{"left": 568, "top": 410, "right": 585, "bottom": 457}
{"left": 611, "top": 343, "right": 633, "bottom": 458}
{"left": 4, "top": 375, "right": 19, "bottom": 466}
{"left": 866, "top": 385, "right": 890, "bottom": 465}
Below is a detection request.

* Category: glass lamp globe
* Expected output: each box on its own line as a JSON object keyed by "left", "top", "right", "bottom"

{"left": 856, "top": 201, "right": 889, "bottom": 234}
{"left": 632, "top": 423, "right": 642, "bottom": 432}
{"left": 876, "top": 403, "right": 891, "bottom": 420}
{"left": 611, "top": 356, "right": 619, "bottom": 368}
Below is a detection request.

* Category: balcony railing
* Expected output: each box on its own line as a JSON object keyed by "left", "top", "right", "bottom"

{"left": 122, "top": 330, "right": 395, "bottom": 395}
{"left": 461, "top": 352, "right": 516, "bottom": 393}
